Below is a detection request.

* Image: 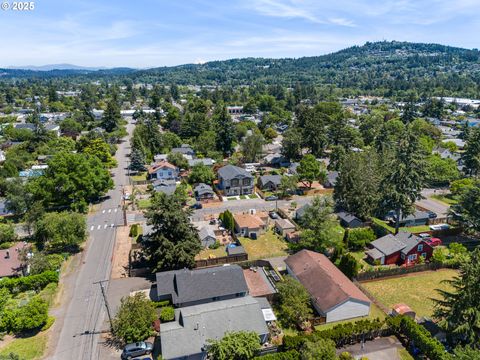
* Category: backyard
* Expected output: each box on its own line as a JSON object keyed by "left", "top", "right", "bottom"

{"left": 239, "top": 229, "right": 289, "bottom": 260}
{"left": 372, "top": 218, "right": 431, "bottom": 234}
{"left": 195, "top": 246, "right": 227, "bottom": 260}
{"left": 361, "top": 269, "right": 458, "bottom": 318}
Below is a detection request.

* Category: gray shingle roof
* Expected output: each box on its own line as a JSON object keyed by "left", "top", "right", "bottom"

{"left": 259, "top": 174, "right": 282, "bottom": 187}
{"left": 188, "top": 158, "right": 215, "bottom": 167}
{"left": 156, "top": 265, "right": 249, "bottom": 305}
{"left": 194, "top": 183, "right": 214, "bottom": 196}
{"left": 160, "top": 296, "right": 268, "bottom": 360}
{"left": 198, "top": 226, "right": 215, "bottom": 241}
{"left": 217, "top": 164, "right": 253, "bottom": 180}
{"left": 226, "top": 245, "right": 246, "bottom": 255}
{"left": 336, "top": 211, "right": 361, "bottom": 224}
{"left": 370, "top": 232, "right": 421, "bottom": 256}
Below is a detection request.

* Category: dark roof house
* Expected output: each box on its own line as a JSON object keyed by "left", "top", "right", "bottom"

{"left": 336, "top": 211, "right": 364, "bottom": 228}
{"left": 258, "top": 174, "right": 282, "bottom": 191}
{"left": 155, "top": 265, "right": 249, "bottom": 307}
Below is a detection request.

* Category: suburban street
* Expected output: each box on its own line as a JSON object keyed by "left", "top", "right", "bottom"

{"left": 417, "top": 188, "right": 450, "bottom": 217}
{"left": 51, "top": 121, "right": 134, "bottom": 360}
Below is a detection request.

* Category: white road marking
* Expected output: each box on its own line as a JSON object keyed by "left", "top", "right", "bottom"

{"left": 104, "top": 224, "right": 108, "bottom": 229}
{"left": 114, "top": 208, "right": 118, "bottom": 213}
{"left": 97, "top": 225, "right": 101, "bottom": 230}
{"left": 108, "top": 209, "right": 111, "bottom": 213}
{"left": 111, "top": 223, "right": 114, "bottom": 228}
{"left": 90, "top": 226, "right": 94, "bottom": 231}
{"left": 102, "top": 210, "right": 106, "bottom": 214}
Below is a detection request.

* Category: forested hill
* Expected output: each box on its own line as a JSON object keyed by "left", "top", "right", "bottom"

{"left": 2, "top": 41, "right": 480, "bottom": 97}
{"left": 131, "top": 41, "right": 480, "bottom": 97}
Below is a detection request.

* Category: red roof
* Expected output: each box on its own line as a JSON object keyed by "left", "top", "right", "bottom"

{"left": 148, "top": 160, "right": 177, "bottom": 174}
{"left": 285, "top": 250, "right": 370, "bottom": 313}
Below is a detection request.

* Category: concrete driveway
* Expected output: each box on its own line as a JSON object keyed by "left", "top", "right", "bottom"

{"left": 337, "top": 336, "right": 405, "bottom": 360}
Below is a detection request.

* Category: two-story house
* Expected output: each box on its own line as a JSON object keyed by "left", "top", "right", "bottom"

{"left": 217, "top": 164, "right": 254, "bottom": 196}
{"left": 147, "top": 160, "right": 179, "bottom": 180}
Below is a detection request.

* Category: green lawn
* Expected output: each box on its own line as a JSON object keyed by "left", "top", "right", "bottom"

{"left": 361, "top": 269, "right": 458, "bottom": 318}
{"left": 398, "top": 348, "right": 415, "bottom": 360}
{"left": 131, "top": 171, "right": 147, "bottom": 182}
{"left": 248, "top": 193, "right": 258, "bottom": 199}
{"left": 240, "top": 195, "right": 247, "bottom": 199}
{"left": 227, "top": 196, "right": 238, "bottom": 201}
{"left": 431, "top": 194, "right": 458, "bottom": 206}
{"left": 314, "top": 303, "right": 386, "bottom": 331}
{"left": 239, "top": 230, "right": 289, "bottom": 260}
{"left": 372, "top": 218, "right": 431, "bottom": 234}
{"left": 195, "top": 246, "right": 227, "bottom": 260}
{"left": 0, "top": 331, "right": 48, "bottom": 360}
{"left": 138, "top": 198, "right": 151, "bottom": 209}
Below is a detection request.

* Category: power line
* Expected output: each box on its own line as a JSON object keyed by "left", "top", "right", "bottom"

{"left": 93, "top": 280, "right": 114, "bottom": 334}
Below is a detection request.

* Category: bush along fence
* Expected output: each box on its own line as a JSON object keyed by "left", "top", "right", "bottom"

{"left": 355, "top": 262, "right": 456, "bottom": 282}
{"left": 388, "top": 316, "right": 449, "bottom": 360}
{"left": 282, "top": 318, "right": 390, "bottom": 351}
{"left": 274, "top": 316, "right": 449, "bottom": 360}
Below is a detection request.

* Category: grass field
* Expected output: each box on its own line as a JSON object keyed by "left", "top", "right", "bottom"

{"left": 315, "top": 303, "right": 386, "bottom": 331}
{"left": 195, "top": 246, "right": 227, "bottom": 260}
{"left": 431, "top": 194, "right": 458, "bottom": 206}
{"left": 0, "top": 331, "right": 48, "bottom": 360}
{"left": 372, "top": 218, "right": 431, "bottom": 234}
{"left": 130, "top": 171, "right": 147, "bottom": 182}
{"left": 137, "top": 198, "right": 151, "bottom": 209}
{"left": 361, "top": 269, "right": 458, "bottom": 318}
{"left": 239, "top": 230, "right": 288, "bottom": 260}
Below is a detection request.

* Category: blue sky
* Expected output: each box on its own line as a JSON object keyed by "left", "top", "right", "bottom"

{"left": 0, "top": 0, "right": 479, "bottom": 68}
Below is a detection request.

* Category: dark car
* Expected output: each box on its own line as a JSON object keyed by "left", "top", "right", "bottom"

{"left": 265, "top": 195, "right": 278, "bottom": 201}
{"left": 121, "top": 342, "right": 153, "bottom": 360}
{"left": 269, "top": 211, "right": 279, "bottom": 219}
{"left": 190, "top": 202, "right": 203, "bottom": 209}
{"left": 427, "top": 211, "right": 437, "bottom": 219}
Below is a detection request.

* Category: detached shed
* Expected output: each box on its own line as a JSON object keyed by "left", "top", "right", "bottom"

{"left": 391, "top": 303, "right": 416, "bottom": 319}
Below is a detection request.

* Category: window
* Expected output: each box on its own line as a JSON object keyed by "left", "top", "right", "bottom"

{"left": 401, "top": 253, "right": 405, "bottom": 260}
{"left": 418, "top": 244, "right": 423, "bottom": 252}
{"left": 408, "top": 254, "right": 417, "bottom": 262}
{"left": 243, "top": 178, "right": 251, "bottom": 186}
{"left": 421, "top": 252, "right": 427, "bottom": 258}
{"left": 231, "top": 179, "right": 239, "bottom": 187}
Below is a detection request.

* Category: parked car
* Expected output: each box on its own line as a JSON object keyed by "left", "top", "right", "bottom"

{"left": 418, "top": 233, "right": 431, "bottom": 239}
{"left": 121, "top": 342, "right": 153, "bottom": 360}
{"left": 430, "top": 223, "right": 449, "bottom": 231}
{"left": 190, "top": 202, "right": 203, "bottom": 209}
{"left": 269, "top": 211, "right": 279, "bottom": 219}
{"left": 427, "top": 211, "right": 437, "bottom": 219}
{"left": 265, "top": 195, "right": 278, "bottom": 201}
{"left": 426, "top": 237, "right": 442, "bottom": 247}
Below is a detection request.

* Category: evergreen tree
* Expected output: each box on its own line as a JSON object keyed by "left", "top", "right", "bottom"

{"left": 101, "top": 99, "right": 121, "bottom": 133}
{"left": 380, "top": 128, "right": 426, "bottom": 234}
{"left": 144, "top": 193, "right": 202, "bottom": 271}
{"left": 462, "top": 127, "right": 480, "bottom": 176}
{"left": 129, "top": 148, "right": 146, "bottom": 172}
{"left": 214, "top": 104, "right": 235, "bottom": 156}
{"left": 434, "top": 248, "right": 480, "bottom": 347}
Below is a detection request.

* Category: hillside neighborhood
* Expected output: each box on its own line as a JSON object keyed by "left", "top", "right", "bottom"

{"left": 1, "top": 38, "right": 480, "bottom": 360}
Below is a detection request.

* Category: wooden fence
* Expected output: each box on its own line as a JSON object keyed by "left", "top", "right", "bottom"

{"left": 194, "top": 253, "right": 248, "bottom": 268}
{"left": 355, "top": 262, "right": 454, "bottom": 282}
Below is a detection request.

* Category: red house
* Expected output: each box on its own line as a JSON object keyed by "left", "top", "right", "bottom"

{"left": 366, "top": 232, "right": 433, "bottom": 266}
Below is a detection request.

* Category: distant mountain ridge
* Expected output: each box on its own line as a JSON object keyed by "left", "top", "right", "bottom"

{"left": 7, "top": 64, "right": 108, "bottom": 71}
{"left": 1, "top": 41, "right": 480, "bottom": 97}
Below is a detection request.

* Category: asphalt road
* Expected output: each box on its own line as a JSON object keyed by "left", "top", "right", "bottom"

{"left": 52, "top": 121, "right": 134, "bottom": 360}
{"left": 417, "top": 188, "right": 450, "bottom": 217}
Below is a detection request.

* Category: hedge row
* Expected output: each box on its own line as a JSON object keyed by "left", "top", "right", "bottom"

{"left": 283, "top": 318, "right": 388, "bottom": 350}
{"left": 0, "top": 271, "right": 59, "bottom": 294}
{"left": 388, "top": 316, "right": 448, "bottom": 360}
{"left": 253, "top": 350, "right": 300, "bottom": 360}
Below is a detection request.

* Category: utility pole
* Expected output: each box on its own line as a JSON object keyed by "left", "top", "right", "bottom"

{"left": 94, "top": 280, "right": 114, "bottom": 334}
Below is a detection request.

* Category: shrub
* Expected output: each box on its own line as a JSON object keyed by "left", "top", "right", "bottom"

{"left": 160, "top": 306, "right": 175, "bottom": 322}
{"left": 347, "top": 228, "right": 376, "bottom": 250}
{"left": 387, "top": 316, "right": 447, "bottom": 360}
{"left": 253, "top": 350, "right": 300, "bottom": 360}
{"left": 0, "top": 271, "right": 59, "bottom": 294}
{"left": 129, "top": 224, "right": 139, "bottom": 237}
{"left": 41, "top": 316, "right": 55, "bottom": 331}
{"left": 0, "top": 242, "right": 13, "bottom": 250}
{"left": 2, "top": 296, "right": 49, "bottom": 333}
{"left": 209, "top": 241, "right": 220, "bottom": 249}
{"left": 338, "top": 254, "right": 360, "bottom": 279}
{"left": 152, "top": 300, "right": 170, "bottom": 308}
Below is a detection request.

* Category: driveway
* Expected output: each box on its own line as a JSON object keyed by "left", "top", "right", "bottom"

{"left": 337, "top": 336, "right": 405, "bottom": 360}
{"left": 416, "top": 188, "right": 450, "bottom": 217}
